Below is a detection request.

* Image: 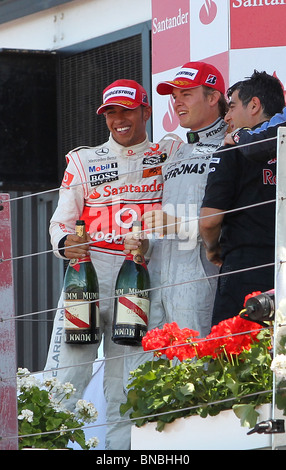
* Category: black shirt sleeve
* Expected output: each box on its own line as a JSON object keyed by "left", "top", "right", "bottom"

{"left": 232, "top": 124, "right": 286, "bottom": 163}
{"left": 201, "top": 147, "right": 240, "bottom": 211}
{"left": 58, "top": 235, "right": 68, "bottom": 258}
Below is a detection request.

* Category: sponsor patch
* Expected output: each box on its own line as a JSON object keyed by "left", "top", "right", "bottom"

{"left": 205, "top": 74, "right": 217, "bottom": 86}
{"left": 103, "top": 86, "right": 136, "bottom": 103}
{"left": 89, "top": 162, "right": 118, "bottom": 186}
{"left": 175, "top": 67, "right": 199, "bottom": 80}
{"left": 62, "top": 171, "right": 74, "bottom": 188}
{"left": 142, "top": 166, "right": 162, "bottom": 178}
{"left": 210, "top": 157, "right": 220, "bottom": 164}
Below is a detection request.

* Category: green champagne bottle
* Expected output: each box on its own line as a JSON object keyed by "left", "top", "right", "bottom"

{"left": 63, "top": 220, "right": 100, "bottom": 344}
{"left": 112, "top": 221, "right": 150, "bottom": 346}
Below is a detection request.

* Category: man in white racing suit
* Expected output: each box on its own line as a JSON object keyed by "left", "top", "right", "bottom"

{"left": 124, "top": 63, "right": 228, "bottom": 344}
{"left": 44, "top": 79, "right": 180, "bottom": 449}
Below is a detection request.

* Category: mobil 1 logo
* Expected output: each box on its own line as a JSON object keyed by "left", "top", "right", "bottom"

{"left": 89, "top": 162, "right": 118, "bottom": 186}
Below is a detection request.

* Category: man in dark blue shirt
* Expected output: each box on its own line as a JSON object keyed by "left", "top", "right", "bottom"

{"left": 199, "top": 70, "right": 285, "bottom": 325}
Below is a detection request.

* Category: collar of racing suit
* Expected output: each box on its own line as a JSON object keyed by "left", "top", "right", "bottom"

{"left": 108, "top": 132, "right": 151, "bottom": 156}
{"left": 186, "top": 117, "right": 227, "bottom": 144}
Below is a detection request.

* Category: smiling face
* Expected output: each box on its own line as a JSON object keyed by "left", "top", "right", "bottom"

{"left": 224, "top": 90, "right": 253, "bottom": 132}
{"left": 104, "top": 105, "right": 151, "bottom": 147}
{"left": 172, "top": 86, "right": 220, "bottom": 131}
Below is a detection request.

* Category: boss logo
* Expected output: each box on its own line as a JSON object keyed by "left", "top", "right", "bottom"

{"left": 90, "top": 171, "right": 118, "bottom": 186}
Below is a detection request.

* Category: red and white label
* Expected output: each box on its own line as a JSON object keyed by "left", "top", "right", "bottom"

{"left": 64, "top": 301, "right": 99, "bottom": 330}
{"left": 116, "top": 296, "right": 150, "bottom": 326}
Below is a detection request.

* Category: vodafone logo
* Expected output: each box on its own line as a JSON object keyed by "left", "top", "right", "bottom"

{"left": 62, "top": 171, "right": 74, "bottom": 188}
{"left": 115, "top": 207, "right": 138, "bottom": 229}
{"left": 199, "top": 0, "right": 217, "bottom": 24}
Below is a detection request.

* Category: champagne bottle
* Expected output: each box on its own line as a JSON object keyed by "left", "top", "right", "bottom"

{"left": 112, "top": 221, "right": 150, "bottom": 345}
{"left": 63, "top": 220, "right": 100, "bottom": 344}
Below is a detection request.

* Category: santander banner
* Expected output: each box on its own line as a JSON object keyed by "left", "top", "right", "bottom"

{"left": 152, "top": 0, "right": 286, "bottom": 141}
{"left": 152, "top": 0, "right": 190, "bottom": 75}
{"left": 230, "top": 0, "right": 286, "bottom": 49}
{"left": 152, "top": 0, "right": 229, "bottom": 140}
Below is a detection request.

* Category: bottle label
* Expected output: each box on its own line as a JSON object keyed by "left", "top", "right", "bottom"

{"left": 116, "top": 295, "right": 149, "bottom": 326}
{"left": 64, "top": 300, "right": 99, "bottom": 330}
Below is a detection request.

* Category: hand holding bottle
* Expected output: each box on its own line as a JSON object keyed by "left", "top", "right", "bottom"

{"left": 123, "top": 230, "right": 149, "bottom": 255}
{"left": 64, "top": 232, "right": 92, "bottom": 259}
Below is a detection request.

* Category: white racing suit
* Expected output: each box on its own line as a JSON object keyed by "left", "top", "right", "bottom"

{"left": 158, "top": 118, "right": 228, "bottom": 335}
{"left": 124, "top": 118, "right": 227, "bottom": 379}
{"left": 44, "top": 133, "right": 181, "bottom": 450}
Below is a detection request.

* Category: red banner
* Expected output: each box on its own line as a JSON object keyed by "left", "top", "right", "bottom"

{"left": 230, "top": 1, "right": 286, "bottom": 49}
{"left": 152, "top": 0, "right": 190, "bottom": 74}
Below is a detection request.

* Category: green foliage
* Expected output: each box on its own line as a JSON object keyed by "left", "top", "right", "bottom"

{"left": 121, "top": 330, "right": 273, "bottom": 431}
{"left": 17, "top": 370, "right": 99, "bottom": 450}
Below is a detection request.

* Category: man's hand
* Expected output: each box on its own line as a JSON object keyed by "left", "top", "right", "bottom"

{"left": 142, "top": 210, "right": 180, "bottom": 236}
{"left": 223, "top": 128, "right": 242, "bottom": 146}
{"left": 199, "top": 207, "right": 224, "bottom": 267}
{"left": 123, "top": 231, "right": 149, "bottom": 255}
{"left": 224, "top": 132, "right": 235, "bottom": 146}
{"left": 205, "top": 244, "right": 223, "bottom": 267}
{"left": 64, "top": 233, "right": 91, "bottom": 259}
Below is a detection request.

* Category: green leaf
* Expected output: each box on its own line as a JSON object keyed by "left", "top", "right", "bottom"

{"left": 145, "top": 370, "right": 158, "bottom": 380}
{"left": 72, "top": 429, "right": 87, "bottom": 449}
{"left": 46, "top": 416, "right": 65, "bottom": 431}
{"left": 232, "top": 404, "right": 259, "bottom": 428}
{"left": 120, "top": 401, "right": 132, "bottom": 416}
{"left": 179, "top": 383, "right": 195, "bottom": 396}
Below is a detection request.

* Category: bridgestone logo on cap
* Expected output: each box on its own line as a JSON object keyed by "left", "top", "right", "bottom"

{"left": 175, "top": 67, "right": 199, "bottom": 80}
{"left": 103, "top": 86, "right": 136, "bottom": 103}
{"left": 205, "top": 74, "right": 217, "bottom": 86}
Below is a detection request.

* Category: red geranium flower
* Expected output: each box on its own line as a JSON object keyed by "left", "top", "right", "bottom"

{"left": 142, "top": 314, "right": 263, "bottom": 362}
{"left": 196, "top": 315, "right": 262, "bottom": 359}
{"left": 142, "top": 322, "right": 199, "bottom": 360}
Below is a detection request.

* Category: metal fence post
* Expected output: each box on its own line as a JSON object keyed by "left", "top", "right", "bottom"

{"left": 273, "top": 127, "right": 286, "bottom": 450}
{"left": 0, "top": 194, "right": 18, "bottom": 450}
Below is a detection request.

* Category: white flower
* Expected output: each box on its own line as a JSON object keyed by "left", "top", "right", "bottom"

{"left": 17, "top": 368, "right": 30, "bottom": 376}
{"left": 17, "top": 369, "right": 40, "bottom": 392}
{"left": 49, "top": 396, "right": 70, "bottom": 413}
{"left": 86, "top": 437, "right": 99, "bottom": 449}
{"left": 271, "top": 354, "right": 286, "bottom": 379}
{"left": 18, "top": 409, "right": 34, "bottom": 423}
{"left": 62, "top": 382, "right": 76, "bottom": 397}
{"left": 59, "top": 424, "right": 68, "bottom": 436}
{"left": 17, "top": 372, "right": 99, "bottom": 450}
{"left": 44, "top": 377, "right": 62, "bottom": 393}
{"left": 75, "top": 399, "right": 98, "bottom": 423}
